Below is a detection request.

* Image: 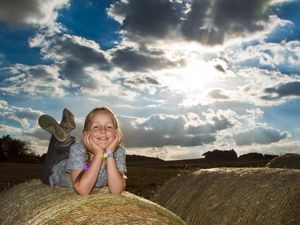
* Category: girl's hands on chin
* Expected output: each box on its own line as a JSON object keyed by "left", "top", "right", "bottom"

{"left": 83, "top": 131, "right": 104, "bottom": 156}
{"left": 106, "top": 129, "right": 122, "bottom": 153}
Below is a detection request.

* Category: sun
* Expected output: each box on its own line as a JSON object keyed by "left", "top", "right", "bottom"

{"left": 161, "top": 59, "right": 219, "bottom": 94}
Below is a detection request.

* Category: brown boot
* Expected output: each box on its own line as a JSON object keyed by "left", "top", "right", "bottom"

{"left": 60, "top": 108, "right": 76, "bottom": 133}
{"left": 38, "top": 115, "right": 69, "bottom": 142}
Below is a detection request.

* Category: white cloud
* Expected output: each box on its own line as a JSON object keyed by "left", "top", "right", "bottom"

{"left": 0, "top": 103, "right": 43, "bottom": 129}
{"left": 0, "top": 124, "right": 22, "bottom": 134}
{"left": 226, "top": 40, "right": 300, "bottom": 74}
{"left": 0, "top": 64, "right": 69, "bottom": 96}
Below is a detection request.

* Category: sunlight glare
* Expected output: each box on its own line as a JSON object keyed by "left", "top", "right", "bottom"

{"left": 165, "top": 59, "right": 219, "bottom": 93}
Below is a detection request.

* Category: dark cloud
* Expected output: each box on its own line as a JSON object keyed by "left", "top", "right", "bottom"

{"left": 0, "top": 0, "right": 68, "bottom": 26}
{"left": 109, "top": 0, "right": 181, "bottom": 39}
{"left": 110, "top": 0, "right": 270, "bottom": 45}
{"left": 187, "top": 114, "right": 233, "bottom": 134}
{"left": 262, "top": 82, "right": 300, "bottom": 100}
{"left": 39, "top": 34, "right": 111, "bottom": 89}
{"left": 181, "top": 0, "right": 270, "bottom": 45}
{"left": 118, "top": 113, "right": 233, "bottom": 147}
{"left": 233, "top": 127, "right": 287, "bottom": 146}
{"left": 111, "top": 48, "right": 177, "bottom": 72}
{"left": 119, "top": 76, "right": 159, "bottom": 86}
{"left": 208, "top": 89, "right": 229, "bottom": 99}
{"left": 53, "top": 35, "right": 110, "bottom": 69}
{"left": 215, "top": 64, "right": 226, "bottom": 73}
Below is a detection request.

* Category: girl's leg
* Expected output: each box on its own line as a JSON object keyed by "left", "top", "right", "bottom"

{"left": 38, "top": 109, "right": 76, "bottom": 185}
{"left": 40, "top": 136, "right": 75, "bottom": 185}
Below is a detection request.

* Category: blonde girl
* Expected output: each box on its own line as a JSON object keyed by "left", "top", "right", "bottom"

{"left": 39, "top": 107, "right": 126, "bottom": 195}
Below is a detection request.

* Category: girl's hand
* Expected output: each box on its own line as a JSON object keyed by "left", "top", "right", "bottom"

{"left": 106, "top": 129, "right": 122, "bottom": 153}
{"left": 83, "top": 131, "right": 104, "bottom": 156}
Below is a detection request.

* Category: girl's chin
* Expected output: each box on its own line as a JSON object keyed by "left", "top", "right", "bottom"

{"left": 95, "top": 142, "right": 110, "bottom": 149}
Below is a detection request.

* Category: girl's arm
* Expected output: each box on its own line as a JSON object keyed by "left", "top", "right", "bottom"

{"left": 70, "top": 151, "right": 104, "bottom": 195}
{"left": 106, "top": 156, "right": 126, "bottom": 194}
{"left": 71, "top": 132, "right": 104, "bottom": 195}
{"left": 106, "top": 129, "right": 126, "bottom": 194}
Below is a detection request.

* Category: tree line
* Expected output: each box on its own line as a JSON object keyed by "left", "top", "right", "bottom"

{"left": 0, "top": 135, "right": 278, "bottom": 164}
{"left": 0, "top": 135, "right": 42, "bottom": 163}
{"left": 202, "top": 149, "right": 278, "bottom": 161}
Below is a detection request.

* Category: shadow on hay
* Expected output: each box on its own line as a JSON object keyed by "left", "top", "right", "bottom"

{"left": 152, "top": 167, "right": 300, "bottom": 225}
{"left": 0, "top": 179, "right": 185, "bottom": 225}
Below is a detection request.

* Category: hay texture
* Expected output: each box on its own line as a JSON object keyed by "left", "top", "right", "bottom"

{"left": 0, "top": 179, "right": 185, "bottom": 225}
{"left": 267, "top": 153, "right": 300, "bottom": 169}
{"left": 153, "top": 168, "right": 300, "bottom": 225}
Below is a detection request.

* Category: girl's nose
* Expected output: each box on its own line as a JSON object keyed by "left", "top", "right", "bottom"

{"left": 99, "top": 127, "right": 106, "bottom": 133}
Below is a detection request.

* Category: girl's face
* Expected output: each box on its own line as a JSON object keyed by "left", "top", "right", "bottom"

{"left": 89, "top": 110, "right": 116, "bottom": 150}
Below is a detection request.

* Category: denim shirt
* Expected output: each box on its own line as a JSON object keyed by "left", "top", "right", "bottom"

{"left": 49, "top": 142, "right": 126, "bottom": 187}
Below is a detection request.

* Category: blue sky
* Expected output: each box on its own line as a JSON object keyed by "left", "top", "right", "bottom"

{"left": 1, "top": 0, "right": 300, "bottom": 160}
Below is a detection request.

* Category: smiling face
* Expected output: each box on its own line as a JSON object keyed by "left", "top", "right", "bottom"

{"left": 89, "top": 110, "right": 116, "bottom": 150}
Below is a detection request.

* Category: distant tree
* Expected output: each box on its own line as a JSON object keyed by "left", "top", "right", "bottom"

{"left": 202, "top": 149, "right": 238, "bottom": 161}
{"left": 263, "top": 154, "right": 278, "bottom": 160}
{"left": 0, "top": 135, "right": 41, "bottom": 163}
{"left": 239, "top": 152, "right": 264, "bottom": 160}
{"left": 239, "top": 152, "right": 278, "bottom": 161}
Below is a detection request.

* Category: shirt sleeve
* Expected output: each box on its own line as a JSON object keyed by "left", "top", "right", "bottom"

{"left": 115, "top": 146, "right": 127, "bottom": 173}
{"left": 65, "top": 142, "right": 85, "bottom": 173}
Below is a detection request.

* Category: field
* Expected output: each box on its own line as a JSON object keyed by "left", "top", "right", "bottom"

{"left": 0, "top": 159, "right": 271, "bottom": 199}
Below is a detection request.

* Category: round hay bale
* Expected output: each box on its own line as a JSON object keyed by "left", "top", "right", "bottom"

{"left": 0, "top": 179, "right": 185, "bottom": 225}
{"left": 152, "top": 168, "right": 300, "bottom": 225}
{"left": 266, "top": 153, "right": 300, "bottom": 169}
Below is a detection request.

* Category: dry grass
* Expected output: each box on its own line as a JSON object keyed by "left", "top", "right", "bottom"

{"left": 152, "top": 167, "right": 300, "bottom": 225}
{"left": 0, "top": 179, "right": 186, "bottom": 225}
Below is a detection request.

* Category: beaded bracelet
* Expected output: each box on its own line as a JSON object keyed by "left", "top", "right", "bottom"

{"left": 103, "top": 151, "right": 114, "bottom": 160}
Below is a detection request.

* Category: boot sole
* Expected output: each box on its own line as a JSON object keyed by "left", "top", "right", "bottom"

{"left": 38, "top": 115, "right": 68, "bottom": 142}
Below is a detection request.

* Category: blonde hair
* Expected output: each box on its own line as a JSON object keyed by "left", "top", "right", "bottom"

{"left": 83, "top": 107, "right": 120, "bottom": 132}
{"left": 83, "top": 107, "right": 121, "bottom": 163}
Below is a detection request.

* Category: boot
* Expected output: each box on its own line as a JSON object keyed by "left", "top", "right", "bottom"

{"left": 38, "top": 115, "right": 69, "bottom": 143}
{"left": 60, "top": 108, "right": 76, "bottom": 133}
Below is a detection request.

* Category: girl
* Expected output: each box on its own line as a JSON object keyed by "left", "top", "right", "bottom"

{"left": 39, "top": 107, "right": 126, "bottom": 195}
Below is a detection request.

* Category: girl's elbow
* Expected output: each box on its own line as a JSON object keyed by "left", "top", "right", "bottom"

{"left": 76, "top": 189, "right": 90, "bottom": 196}
{"left": 109, "top": 184, "right": 125, "bottom": 195}
{"left": 73, "top": 184, "right": 91, "bottom": 196}
{"left": 110, "top": 189, "right": 124, "bottom": 195}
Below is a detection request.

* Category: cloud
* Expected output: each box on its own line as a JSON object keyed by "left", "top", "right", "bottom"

{"left": 233, "top": 126, "right": 288, "bottom": 146}
{"left": 0, "top": 124, "right": 22, "bottom": 134}
{"left": 262, "top": 81, "right": 300, "bottom": 100}
{"left": 118, "top": 109, "right": 236, "bottom": 147}
{"left": 0, "top": 64, "right": 69, "bottom": 96}
{"left": 111, "top": 47, "right": 178, "bottom": 72}
{"left": 108, "top": 0, "right": 182, "bottom": 40}
{"left": 0, "top": 101, "right": 43, "bottom": 129}
{"left": 181, "top": 0, "right": 272, "bottom": 45}
{"left": 0, "top": 0, "right": 69, "bottom": 26}
{"left": 208, "top": 89, "right": 229, "bottom": 99}
{"left": 31, "top": 34, "right": 111, "bottom": 72}
{"left": 226, "top": 40, "right": 300, "bottom": 74}
{"left": 119, "top": 114, "right": 216, "bottom": 147}
{"left": 109, "top": 0, "right": 273, "bottom": 46}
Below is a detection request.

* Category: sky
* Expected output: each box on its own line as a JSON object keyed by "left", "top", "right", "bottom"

{"left": 0, "top": 0, "right": 300, "bottom": 160}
